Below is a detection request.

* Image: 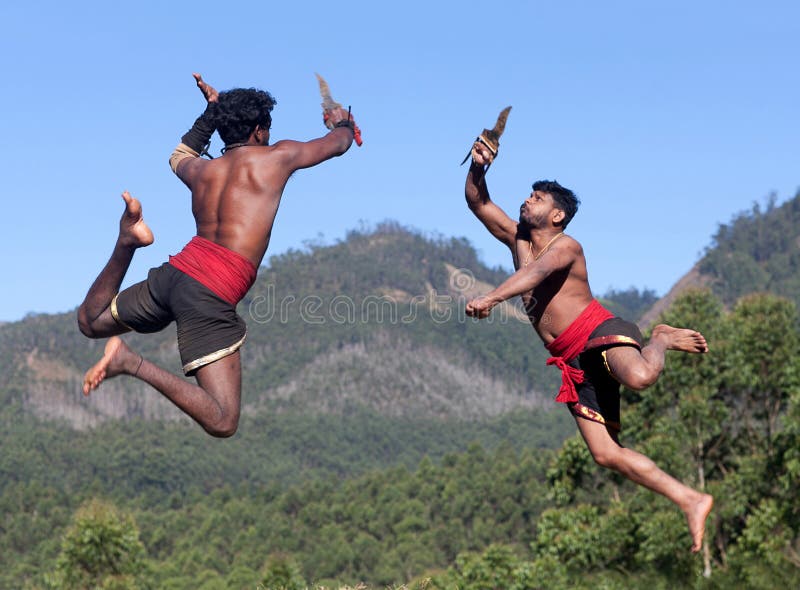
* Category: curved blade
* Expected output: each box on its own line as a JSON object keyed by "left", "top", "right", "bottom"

{"left": 315, "top": 72, "right": 342, "bottom": 111}
{"left": 460, "top": 105, "right": 512, "bottom": 168}
{"left": 481, "top": 106, "right": 512, "bottom": 150}
{"left": 491, "top": 106, "right": 512, "bottom": 137}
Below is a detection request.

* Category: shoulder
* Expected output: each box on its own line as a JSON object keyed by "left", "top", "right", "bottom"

{"left": 176, "top": 156, "right": 210, "bottom": 185}
{"left": 559, "top": 234, "right": 585, "bottom": 259}
{"left": 541, "top": 234, "right": 583, "bottom": 268}
{"left": 561, "top": 234, "right": 582, "bottom": 251}
{"left": 269, "top": 139, "right": 299, "bottom": 150}
{"left": 263, "top": 140, "right": 305, "bottom": 161}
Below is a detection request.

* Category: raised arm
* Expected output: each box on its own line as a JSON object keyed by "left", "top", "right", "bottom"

{"left": 272, "top": 106, "right": 355, "bottom": 171}
{"left": 465, "top": 142, "right": 518, "bottom": 249}
{"left": 169, "top": 73, "right": 218, "bottom": 186}
{"left": 466, "top": 238, "right": 579, "bottom": 318}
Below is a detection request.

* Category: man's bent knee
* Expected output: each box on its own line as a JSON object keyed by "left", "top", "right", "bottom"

{"left": 617, "top": 365, "right": 659, "bottom": 391}
{"left": 202, "top": 406, "right": 240, "bottom": 438}
{"left": 77, "top": 309, "right": 101, "bottom": 339}
{"left": 205, "top": 418, "right": 239, "bottom": 438}
{"left": 587, "top": 444, "right": 628, "bottom": 471}
{"left": 591, "top": 451, "right": 616, "bottom": 470}
{"left": 77, "top": 308, "right": 127, "bottom": 339}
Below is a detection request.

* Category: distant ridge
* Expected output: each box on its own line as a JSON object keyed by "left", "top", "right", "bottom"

{"left": 1, "top": 224, "right": 557, "bottom": 430}
{"left": 639, "top": 190, "right": 800, "bottom": 328}
{"left": 11, "top": 188, "right": 797, "bottom": 430}
{"left": 638, "top": 264, "right": 710, "bottom": 329}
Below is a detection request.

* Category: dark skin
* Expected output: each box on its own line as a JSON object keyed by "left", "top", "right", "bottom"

{"left": 465, "top": 186, "right": 593, "bottom": 343}
{"left": 463, "top": 141, "right": 713, "bottom": 553}
{"left": 77, "top": 74, "right": 355, "bottom": 437}
{"left": 177, "top": 74, "right": 354, "bottom": 268}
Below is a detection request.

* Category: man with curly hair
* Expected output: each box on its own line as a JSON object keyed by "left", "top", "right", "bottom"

{"left": 78, "top": 74, "right": 358, "bottom": 437}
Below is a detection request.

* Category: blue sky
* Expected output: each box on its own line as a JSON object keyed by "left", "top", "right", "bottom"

{"left": 1, "top": 1, "right": 797, "bottom": 322}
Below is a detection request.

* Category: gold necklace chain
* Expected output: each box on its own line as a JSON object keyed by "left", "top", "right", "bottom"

{"left": 523, "top": 232, "right": 564, "bottom": 266}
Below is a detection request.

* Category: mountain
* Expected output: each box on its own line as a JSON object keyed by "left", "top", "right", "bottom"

{"left": 6, "top": 200, "right": 800, "bottom": 589}
{"left": 3, "top": 222, "right": 564, "bottom": 431}
{"left": 639, "top": 190, "right": 800, "bottom": 328}
{"left": 1, "top": 223, "right": 582, "bottom": 552}
{"left": 13, "top": 188, "right": 798, "bottom": 431}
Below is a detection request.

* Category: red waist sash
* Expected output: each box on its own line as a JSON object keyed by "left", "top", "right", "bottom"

{"left": 545, "top": 299, "right": 614, "bottom": 403}
{"left": 168, "top": 236, "right": 257, "bottom": 305}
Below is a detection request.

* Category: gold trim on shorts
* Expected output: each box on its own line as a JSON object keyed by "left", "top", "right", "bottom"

{"left": 589, "top": 336, "right": 641, "bottom": 380}
{"left": 110, "top": 294, "right": 133, "bottom": 330}
{"left": 569, "top": 402, "right": 621, "bottom": 432}
{"left": 601, "top": 350, "right": 615, "bottom": 378}
{"left": 182, "top": 332, "right": 247, "bottom": 375}
{"left": 585, "top": 334, "right": 641, "bottom": 352}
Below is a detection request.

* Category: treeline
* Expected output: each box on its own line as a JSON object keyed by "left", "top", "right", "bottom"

{"left": 700, "top": 190, "right": 800, "bottom": 308}
{"left": 0, "top": 407, "right": 573, "bottom": 588}
{"left": 599, "top": 286, "right": 659, "bottom": 322}
{"left": 8, "top": 289, "right": 800, "bottom": 588}
{"left": 7, "top": 443, "right": 562, "bottom": 588}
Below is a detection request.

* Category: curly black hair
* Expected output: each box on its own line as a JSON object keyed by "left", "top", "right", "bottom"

{"left": 532, "top": 180, "right": 580, "bottom": 228}
{"left": 214, "top": 88, "right": 277, "bottom": 145}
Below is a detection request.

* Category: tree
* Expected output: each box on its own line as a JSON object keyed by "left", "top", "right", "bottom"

{"left": 46, "top": 499, "right": 148, "bottom": 590}
{"left": 626, "top": 289, "right": 726, "bottom": 577}
{"left": 719, "top": 295, "right": 800, "bottom": 585}
{"left": 260, "top": 554, "right": 307, "bottom": 590}
{"left": 722, "top": 294, "right": 800, "bottom": 457}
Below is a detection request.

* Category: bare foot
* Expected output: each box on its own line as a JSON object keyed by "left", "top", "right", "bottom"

{"left": 82, "top": 336, "right": 142, "bottom": 395}
{"left": 685, "top": 493, "right": 714, "bottom": 553}
{"left": 118, "top": 191, "right": 154, "bottom": 249}
{"left": 651, "top": 324, "right": 708, "bottom": 353}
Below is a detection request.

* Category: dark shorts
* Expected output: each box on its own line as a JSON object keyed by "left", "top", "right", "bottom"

{"left": 567, "top": 317, "right": 644, "bottom": 431}
{"left": 111, "top": 263, "right": 247, "bottom": 375}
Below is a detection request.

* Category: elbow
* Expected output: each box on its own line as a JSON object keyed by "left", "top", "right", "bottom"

{"left": 466, "top": 198, "right": 483, "bottom": 213}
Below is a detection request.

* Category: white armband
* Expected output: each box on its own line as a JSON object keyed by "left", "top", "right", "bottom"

{"left": 169, "top": 143, "right": 200, "bottom": 174}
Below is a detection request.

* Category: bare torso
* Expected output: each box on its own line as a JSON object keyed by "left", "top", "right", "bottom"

{"left": 511, "top": 234, "right": 594, "bottom": 345}
{"left": 176, "top": 127, "right": 352, "bottom": 268}
{"left": 187, "top": 145, "right": 292, "bottom": 267}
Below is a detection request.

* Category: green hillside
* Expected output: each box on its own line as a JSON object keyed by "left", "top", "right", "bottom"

{"left": 6, "top": 289, "right": 800, "bottom": 588}
{"left": 2, "top": 223, "right": 584, "bottom": 501}
{"left": 1, "top": 224, "right": 576, "bottom": 586}
{"left": 700, "top": 191, "right": 800, "bottom": 306}
{"left": 5, "top": 217, "right": 800, "bottom": 588}
{"left": 5, "top": 223, "right": 567, "bottom": 431}
{"left": 639, "top": 190, "right": 800, "bottom": 328}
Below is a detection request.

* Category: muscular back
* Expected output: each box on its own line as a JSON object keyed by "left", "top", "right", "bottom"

{"left": 176, "top": 129, "right": 352, "bottom": 268}
{"left": 186, "top": 146, "right": 292, "bottom": 267}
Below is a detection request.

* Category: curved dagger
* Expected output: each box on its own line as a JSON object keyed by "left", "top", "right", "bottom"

{"left": 316, "top": 73, "right": 362, "bottom": 146}
{"left": 461, "top": 106, "right": 512, "bottom": 166}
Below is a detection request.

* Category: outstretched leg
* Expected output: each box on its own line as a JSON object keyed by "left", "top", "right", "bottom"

{"left": 83, "top": 336, "right": 241, "bottom": 437}
{"left": 77, "top": 192, "right": 154, "bottom": 338}
{"left": 575, "top": 417, "right": 713, "bottom": 552}
{"left": 605, "top": 324, "right": 708, "bottom": 391}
